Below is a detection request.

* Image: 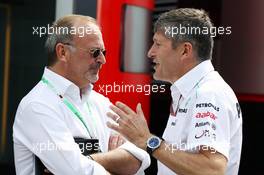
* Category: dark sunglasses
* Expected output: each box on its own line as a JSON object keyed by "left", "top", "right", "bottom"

{"left": 63, "top": 43, "right": 106, "bottom": 58}
{"left": 90, "top": 48, "right": 106, "bottom": 58}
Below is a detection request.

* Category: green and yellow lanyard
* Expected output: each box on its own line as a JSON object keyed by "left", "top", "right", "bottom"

{"left": 41, "top": 77, "right": 97, "bottom": 139}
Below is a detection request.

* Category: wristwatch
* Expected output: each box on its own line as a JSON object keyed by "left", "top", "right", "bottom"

{"left": 146, "top": 135, "right": 163, "bottom": 155}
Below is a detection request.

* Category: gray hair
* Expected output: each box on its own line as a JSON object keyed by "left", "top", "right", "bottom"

{"left": 154, "top": 8, "right": 214, "bottom": 61}
{"left": 45, "top": 15, "right": 97, "bottom": 66}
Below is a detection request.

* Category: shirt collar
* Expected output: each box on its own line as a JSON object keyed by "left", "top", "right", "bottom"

{"left": 170, "top": 60, "right": 215, "bottom": 99}
{"left": 43, "top": 67, "right": 93, "bottom": 102}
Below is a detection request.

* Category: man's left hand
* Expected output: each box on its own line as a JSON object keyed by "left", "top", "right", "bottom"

{"left": 106, "top": 102, "right": 152, "bottom": 150}
{"left": 108, "top": 133, "right": 126, "bottom": 151}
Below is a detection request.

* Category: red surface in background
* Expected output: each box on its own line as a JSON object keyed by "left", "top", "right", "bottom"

{"left": 95, "top": 0, "right": 154, "bottom": 122}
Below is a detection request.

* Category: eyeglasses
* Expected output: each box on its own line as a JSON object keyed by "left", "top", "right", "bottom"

{"left": 63, "top": 43, "right": 106, "bottom": 58}
{"left": 90, "top": 48, "right": 106, "bottom": 58}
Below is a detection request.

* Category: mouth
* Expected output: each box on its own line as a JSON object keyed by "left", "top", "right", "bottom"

{"left": 91, "top": 63, "right": 102, "bottom": 73}
{"left": 151, "top": 61, "right": 160, "bottom": 70}
{"left": 95, "top": 63, "right": 102, "bottom": 69}
{"left": 150, "top": 61, "right": 159, "bottom": 74}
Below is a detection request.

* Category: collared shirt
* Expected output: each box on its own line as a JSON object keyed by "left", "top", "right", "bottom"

{"left": 157, "top": 60, "right": 242, "bottom": 175}
{"left": 13, "top": 68, "right": 150, "bottom": 175}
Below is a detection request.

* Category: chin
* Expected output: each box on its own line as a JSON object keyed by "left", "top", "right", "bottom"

{"left": 89, "top": 75, "right": 99, "bottom": 84}
{"left": 153, "top": 73, "right": 161, "bottom": 81}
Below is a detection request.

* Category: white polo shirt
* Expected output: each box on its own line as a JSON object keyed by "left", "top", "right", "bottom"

{"left": 157, "top": 60, "right": 242, "bottom": 175}
{"left": 13, "top": 68, "right": 150, "bottom": 175}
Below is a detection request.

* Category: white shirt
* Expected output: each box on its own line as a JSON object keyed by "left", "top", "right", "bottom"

{"left": 157, "top": 60, "right": 242, "bottom": 175}
{"left": 13, "top": 68, "right": 150, "bottom": 175}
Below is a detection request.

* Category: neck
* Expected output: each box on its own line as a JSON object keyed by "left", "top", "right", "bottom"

{"left": 48, "top": 64, "right": 90, "bottom": 95}
{"left": 48, "top": 65, "right": 66, "bottom": 78}
{"left": 48, "top": 64, "right": 82, "bottom": 88}
{"left": 171, "top": 59, "right": 200, "bottom": 84}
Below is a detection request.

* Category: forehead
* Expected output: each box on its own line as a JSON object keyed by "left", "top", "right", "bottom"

{"left": 72, "top": 22, "right": 104, "bottom": 47}
{"left": 153, "top": 31, "right": 174, "bottom": 49}
{"left": 153, "top": 31, "right": 171, "bottom": 43}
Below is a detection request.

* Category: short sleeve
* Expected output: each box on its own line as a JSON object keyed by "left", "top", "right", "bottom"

{"left": 187, "top": 92, "right": 230, "bottom": 160}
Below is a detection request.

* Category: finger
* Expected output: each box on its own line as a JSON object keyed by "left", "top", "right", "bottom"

{"left": 106, "top": 112, "right": 120, "bottom": 122}
{"left": 109, "top": 134, "right": 114, "bottom": 144}
{"left": 109, "top": 105, "right": 129, "bottom": 120}
{"left": 106, "top": 121, "right": 120, "bottom": 132}
{"left": 116, "top": 101, "right": 136, "bottom": 115}
{"left": 111, "top": 135, "right": 118, "bottom": 145}
{"left": 108, "top": 135, "right": 118, "bottom": 150}
{"left": 117, "top": 135, "right": 125, "bottom": 146}
{"left": 136, "top": 103, "right": 148, "bottom": 123}
{"left": 109, "top": 134, "right": 117, "bottom": 145}
{"left": 136, "top": 103, "right": 144, "bottom": 117}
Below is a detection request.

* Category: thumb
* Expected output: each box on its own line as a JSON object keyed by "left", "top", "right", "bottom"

{"left": 136, "top": 103, "right": 144, "bottom": 117}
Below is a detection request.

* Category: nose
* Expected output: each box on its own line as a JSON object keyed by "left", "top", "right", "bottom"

{"left": 147, "top": 44, "right": 155, "bottom": 60}
{"left": 96, "top": 53, "right": 106, "bottom": 64}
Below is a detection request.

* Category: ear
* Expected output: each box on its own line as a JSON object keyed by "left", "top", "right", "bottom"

{"left": 55, "top": 43, "right": 68, "bottom": 62}
{"left": 182, "top": 42, "right": 193, "bottom": 57}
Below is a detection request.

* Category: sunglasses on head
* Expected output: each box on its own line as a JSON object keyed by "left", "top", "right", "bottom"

{"left": 63, "top": 43, "right": 106, "bottom": 58}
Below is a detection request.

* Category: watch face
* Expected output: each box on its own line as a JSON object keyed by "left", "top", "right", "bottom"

{"left": 149, "top": 137, "right": 160, "bottom": 148}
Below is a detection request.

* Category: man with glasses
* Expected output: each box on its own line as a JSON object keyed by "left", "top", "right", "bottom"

{"left": 13, "top": 15, "right": 150, "bottom": 175}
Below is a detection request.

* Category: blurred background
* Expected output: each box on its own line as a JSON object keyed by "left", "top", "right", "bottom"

{"left": 0, "top": 0, "right": 263, "bottom": 174}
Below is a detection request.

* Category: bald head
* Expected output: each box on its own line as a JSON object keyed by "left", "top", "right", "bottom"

{"left": 45, "top": 15, "right": 100, "bottom": 66}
